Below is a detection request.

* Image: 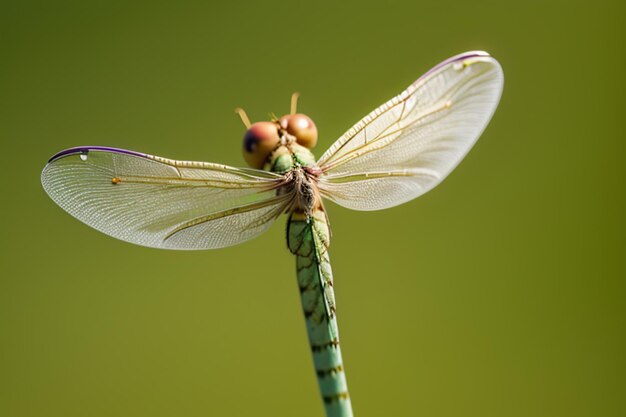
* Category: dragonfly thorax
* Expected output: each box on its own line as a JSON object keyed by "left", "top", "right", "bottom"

{"left": 270, "top": 142, "right": 317, "bottom": 173}
{"left": 277, "top": 164, "right": 323, "bottom": 216}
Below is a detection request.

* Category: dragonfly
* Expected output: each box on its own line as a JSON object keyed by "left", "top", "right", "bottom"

{"left": 41, "top": 51, "right": 503, "bottom": 417}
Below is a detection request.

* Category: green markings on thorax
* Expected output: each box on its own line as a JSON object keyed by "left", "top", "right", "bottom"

{"left": 269, "top": 143, "right": 317, "bottom": 174}
{"left": 287, "top": 210, "right": 353, "bottom": 417}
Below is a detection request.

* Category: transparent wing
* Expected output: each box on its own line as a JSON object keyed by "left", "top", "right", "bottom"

{"left": 41, "top": 146, "right": 289, "bottom": 250}
{"left": 317, "top": 51, "right": 504, "bottom": 211}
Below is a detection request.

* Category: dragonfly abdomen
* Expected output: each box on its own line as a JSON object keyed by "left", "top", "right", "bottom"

{"left": 288, "top": 210, "right": 353, "bottom": 417}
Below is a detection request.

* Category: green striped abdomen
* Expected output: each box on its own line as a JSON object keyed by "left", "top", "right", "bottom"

{"left": 287, "top": 209, "right": 353, "bottom": 417}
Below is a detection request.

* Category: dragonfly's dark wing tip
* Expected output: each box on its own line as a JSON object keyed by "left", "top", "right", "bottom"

{"left": 47, "top": 146, "right": 148, "bottom": 163}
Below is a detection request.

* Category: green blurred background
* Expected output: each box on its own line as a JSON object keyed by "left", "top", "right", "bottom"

{"left": 1, "top": 1, "right": 624, "bottom": 416}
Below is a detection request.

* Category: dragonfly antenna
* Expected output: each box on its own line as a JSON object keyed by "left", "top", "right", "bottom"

{"left": 234, "top": 107, "right": 251, "bottom": 129}
{"left": 290, "top": 92, "right": 300, "bottom": 115}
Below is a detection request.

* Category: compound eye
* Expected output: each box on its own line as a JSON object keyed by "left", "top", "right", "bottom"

{"left": 242, "top": 121, "right": 280, "bottom": 168}
{"left": 279, "top": 114, "right": 318, "bottom": 149}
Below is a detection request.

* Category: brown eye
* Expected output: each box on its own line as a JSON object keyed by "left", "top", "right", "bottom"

{"left": 242, "top": 121, "right": 280, "bottom": 168}
{"left": 279, "top": 114, "right": 318, "bottom": 149}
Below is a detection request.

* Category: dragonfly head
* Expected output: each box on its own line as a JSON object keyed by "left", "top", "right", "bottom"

{"left": 240, "top": 114, "right": 318, "bottom": 169}
{"left": 238, "top": 93, "right": 318, "bottom": 169}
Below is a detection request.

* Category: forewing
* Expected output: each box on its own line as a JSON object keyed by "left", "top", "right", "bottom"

{"left": 317, "top": 51, "right": 503, "bottom": 211}
{"left": 41, "top": 146, "right": 288, "bottom": 250}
